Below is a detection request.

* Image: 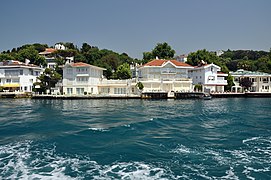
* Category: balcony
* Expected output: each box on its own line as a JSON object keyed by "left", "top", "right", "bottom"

{"left": 161, "top": 70, "right": 176, "bottom": 74}
{"left": 207, "top": 79, "right": 227, "bottom": 85}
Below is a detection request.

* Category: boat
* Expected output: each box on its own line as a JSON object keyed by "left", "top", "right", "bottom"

{"left": 201, "top": 93, "right": 212, "bottom": 100}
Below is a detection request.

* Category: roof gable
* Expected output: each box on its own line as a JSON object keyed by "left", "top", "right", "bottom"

{"left": 64, "top": 62, "right": 106, "bottom": 70}
{"left": 143, "top": 59, "right": 193, "bottom": 68}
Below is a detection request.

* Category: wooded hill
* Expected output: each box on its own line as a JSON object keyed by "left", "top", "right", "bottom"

{"left": 1, "top": 42, "right": 271, "bottom": 76}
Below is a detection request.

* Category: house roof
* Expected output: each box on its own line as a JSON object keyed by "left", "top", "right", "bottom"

{"left": 67, "top": 62, "right": 106, "bottom": 70}
{"left": 0, "top": 60, "right": 42, "bottom": 69}
{"left": 193, "top": 63, "right": 220, "bottom": 70}
{"left": 39, "top": 48, "right": 57, "bottom": 55}
{"left": 143, "top": 59, "right": 193, "bottom": 67}
{"left": 70, "top": 62, "right": 91, "bottom": 67}
{"left": 217, "top": 72, "right": 228, "bottom": 76}
{"left": 230, "top": 69, "right": 271, "bottom": 76}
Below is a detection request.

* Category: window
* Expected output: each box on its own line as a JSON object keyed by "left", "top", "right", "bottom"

{"left": 6, "top": 79, "right": 11, "bottom": 83}
{"left": 24, "top": 86, "right": 27, "bottom": 91}
{"left": 20, "top": 70, "right": 23, "bottom": 75}
{"left": 211, "top": 67, "right": 214, "bottom": 72}
{"left": 208, "top": 76, "right": 215, "bottom": 80}
{"left": 67, "top": 88, "right": 73, "bottom": 95}
{"left": 114, "top": 88, "right": 126, "bottom": 94}
{"left": 101, "top": 88, "right": 110, "bottom": 94}
{"left": 76, "top": 88, "right": 84, "bottom": 95}
{"left": 67, "top": 68, "right": 73, "bottom": 74}
{"left": 13, "top": 79, "right": 19, "bottom": 83}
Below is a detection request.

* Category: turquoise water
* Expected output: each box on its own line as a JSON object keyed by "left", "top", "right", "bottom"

{"left": 0, "top": 98, "right": 270, "bottom": 179}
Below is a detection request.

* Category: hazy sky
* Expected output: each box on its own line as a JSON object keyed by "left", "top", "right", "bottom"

{"left": 1, "top": 0, "right": 270, "bottom": 58}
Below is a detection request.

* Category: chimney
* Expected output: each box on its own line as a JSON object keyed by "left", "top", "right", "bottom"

{"left": 25, "top": 59, "right": 30, "bottom": 65}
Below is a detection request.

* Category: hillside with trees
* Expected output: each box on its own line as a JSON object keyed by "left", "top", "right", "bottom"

{"left": 186, "top": 49, "right": 271, "bottom": 74}
{"left": 1, "top": 42, "right": 271, "bottom": 77}
{"left": 0, "top": 42, "right": 138, "bottom": 80}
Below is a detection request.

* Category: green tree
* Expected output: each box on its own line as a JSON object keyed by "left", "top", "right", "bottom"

{"left": 225, "top": 74, "right": 234, "bottom": 91}
{"left": 143, "top": 51, "right": 154, "bottom": 62}
{"left": 16, "top": 46, "right": 46, "bottom": 66}
{"left": 81, "top": 43, "right": 93, "bottom": 53}
{"left": 136, "top": 82, "right": 144, "bottom": 91}
{"left": 152, "top": 42, "right": 175, "bottom": 59}
{"left": 0, "top": 53, "right": 15, "bottom": 61}
{"left": 194, "top": 84, "right": 202, "bottom": 92}
{"left": 100, "top": 53, "right": 120, "bottom": 71}
{"left": 34, "top": 68, "right": 62, "bottom": 94}
{"left": 115, "top": 63, "right": 131, "bottom": 79}
{"left": 142, "top": 42, "right": 175, "bottom": 62}
{"left": 187, "top": 49, "right": 219, "bottom": 66}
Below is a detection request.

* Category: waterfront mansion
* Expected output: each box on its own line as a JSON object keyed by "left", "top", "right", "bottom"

{"left": 230, "top": 69, "right": 271, "bottom": 93}
{"left": 0, "top": 60, "right": 43, "bottom": 92}
{"left": 62, "top": 59, "right": 228, "bottom": 96}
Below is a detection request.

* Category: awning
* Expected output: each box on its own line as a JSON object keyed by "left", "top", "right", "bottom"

{"left": 3, "top": 83, "right": 20, "bottom": 88}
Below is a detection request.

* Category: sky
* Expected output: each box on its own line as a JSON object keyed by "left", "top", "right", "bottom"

{"left": 0, "top": 0, "right": 270, "bottom": 59}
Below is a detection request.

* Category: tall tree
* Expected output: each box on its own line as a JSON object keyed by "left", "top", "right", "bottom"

{"left": 143, "top": 42, "right": 175, "bottom": 62}
{"left": 225, "top": 75, "right": 235, "bottom": 91}
{"left": 0, "top": 53, "right": 15, "bottom": 61}
{"left": 34, "top": 68, "right": 62, "bottom": 93}
{"left": 16, "top": 46, "right": 46, "bottom": 66}
{"left": 115, "top": 63, "right": 132, "bottom": 79}
{"left": 152, "top": 42, "right": 175, "bottom": 59}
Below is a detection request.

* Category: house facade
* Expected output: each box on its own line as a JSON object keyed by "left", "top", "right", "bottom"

{"left": 0, "top": 60, "right": 43, "bottom": 92}
{"left": 39, "top": 48, "right": 58, "bottom": 69}
{"left": 98, "top": 79, "right": 138, "bottom": 96}
{"left": 138, "top": 59, "right": 194, "bottom": 93}
{"left": 188, "top": 63, "right": 228, "bottom": 93}
{"left": 62, "top": 62, "right": 106, "bottom": 95}
{"left": 230, "top": 69, "right": 271, "bottom": 92}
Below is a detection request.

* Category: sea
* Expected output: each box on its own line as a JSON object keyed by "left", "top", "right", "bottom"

{"left": 0, "top": 98, "right": 270, "bottom": 179}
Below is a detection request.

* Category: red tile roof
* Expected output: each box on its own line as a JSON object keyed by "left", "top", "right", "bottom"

{"left": 70, "top": 62, "right": 91, "bottom": 67}
{"left": 69, "top": 62, "right": 106, "bottom": 70}
{"left": 39, "top": 48, "right": 57, "bottom": 55}
{"left": 144, "top": 59, "right": 193, "bottom": 67}
{"left": 45, "top": 48, "right": 56, "bottom": 53}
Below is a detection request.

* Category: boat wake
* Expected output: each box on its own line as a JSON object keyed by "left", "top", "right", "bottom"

{"left": 0, "top": 141, "right": 178, "bottom": 179}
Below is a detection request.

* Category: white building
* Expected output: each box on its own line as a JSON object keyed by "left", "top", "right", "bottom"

{"left": 98, "top": 79, "right": 138, "bottom": 96}
{"left": 138, "top": 59, "right": 194, "bottom": 93}
{"left": 39, "top": 48, "right": 57, "bottom": 69}
{"left": 176, "top": 54, "right": 188, "bottom": 62}
{"left": 62, "top": 62, "right": 106, "bottom": 95}
{"left": 230, "top": 69, "right": 271, "bottom": 92}
{"left": 188, "top": 62, "right": 228, "bottom": 93}
{"left": 0, "top": 60, "right": 43, "bottom": 92}
{"left": 54, "top": 43, "right": 66, "bottom": 50}
{"left": 216, "top": 50, "right": 224, "bottom": 57}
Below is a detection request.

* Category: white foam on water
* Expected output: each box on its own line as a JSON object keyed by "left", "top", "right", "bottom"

{"left": 0, "top": 141, "right": 76, "bottom": 180}
{"left": 171, "top": 144, "right": 192, "bottom": 154}
{"left": 88, "top": 127, "right": 109, "bottom": 132}
{"left": 221, "top": 167, "right": 239, "bottom": 180}
{"left": 242, "top": 137, "right": 260, "bottom": 144}
{"left": 0, "top": 141, "right": 178, "bottom": 179}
